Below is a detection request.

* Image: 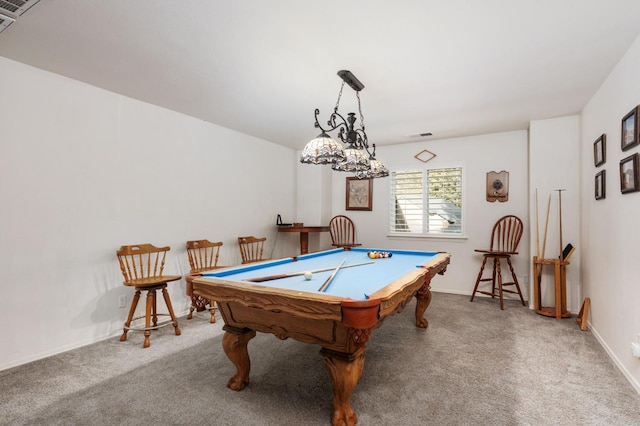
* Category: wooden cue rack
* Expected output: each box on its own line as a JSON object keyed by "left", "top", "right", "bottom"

{"left": 533, "top": 189, "right": 571, "bottom": 320}
{"left": 532, "top": 256, "right": 571, "bottom": 320}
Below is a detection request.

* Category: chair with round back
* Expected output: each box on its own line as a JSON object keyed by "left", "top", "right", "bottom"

{"left": 329, "top": 215, "right": 362, "bottom": 250}
{"left": 470, "top": 215, "right": 526, "bottom": 310}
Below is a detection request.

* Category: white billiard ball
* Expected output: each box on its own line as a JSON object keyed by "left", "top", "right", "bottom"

{"left": 303, "top": 271, "right": 313, "bottom": 280}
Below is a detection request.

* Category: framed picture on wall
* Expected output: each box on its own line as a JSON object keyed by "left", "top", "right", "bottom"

{"left": 593, "top": 134, "right": 606, "bottom": 167}
{"left": 346, "top": 177, "right": 372, "bottom": 211}
{"left": 595, "top": 170, "right": 605, "bottom": 200}
{"left": 619, "top": 153, "right": 639, "bottom": 194}
{"left": 621, "top": 106, "right": 639, "bottom": 151}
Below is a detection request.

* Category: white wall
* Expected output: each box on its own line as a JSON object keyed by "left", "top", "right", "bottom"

{"left": 293, "top": 161, "right": 334, "bottom": 254}
{"left": 581, "top": 35, "right": 640, "bottom": 391}
{"left": 0, "top": 57, "right": 298, "bottom": 370}
{"left": 529, "top": 116, "right": 581, "bottom": 311}
{"left": 328, "top": 131, "right": 530, "bottom": 297}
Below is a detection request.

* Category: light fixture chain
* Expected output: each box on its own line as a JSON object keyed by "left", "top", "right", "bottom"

{"left": 357, "top": 91, "right": 365, "bottom": 131}
{"left": 334, "top": 81, "right": 345, "bottom": 113}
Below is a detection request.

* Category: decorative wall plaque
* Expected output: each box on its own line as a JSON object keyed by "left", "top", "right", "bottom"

{"left": 486, "top": 170, "right": 509, "bottom": 202}
{"left": 414, "top": 149, "right": 437, "bottom": 163}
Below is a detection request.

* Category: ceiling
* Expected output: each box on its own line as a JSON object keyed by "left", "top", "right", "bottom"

{"left": 1, "top": 1, "right": 640, "bottom": 150}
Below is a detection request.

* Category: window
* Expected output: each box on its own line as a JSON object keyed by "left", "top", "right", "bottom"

{"left": 390, "top": 166, "right": 463, "bottom": 235}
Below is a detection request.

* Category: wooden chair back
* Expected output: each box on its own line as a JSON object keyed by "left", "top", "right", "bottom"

{"left": 329, "top": 215, "right": 362, "bottom": 249}
{"left": 238, "top": 236, "right": 267, "bottom": 264}
{"left": 116, "top": 243, "right": 175, "bottom": 286}
{"left": 488, "top": 215, "right": 523, "bottom": 254}
{"left": 186, "top": 239, "right": 223, "bottom": 273}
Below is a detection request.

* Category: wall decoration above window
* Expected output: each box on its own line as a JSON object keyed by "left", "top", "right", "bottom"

{"left": 486, "top": 170, "right": 509, "bottom": 202}
{"left": 621, "top": 106, "right": 639, "bottom": 151}
{"left": 620, "top": 153, "right": 639, "bottom": 194}
{"left": 593, "top": 134, "right": 606, "bottom": 167}
{"left": 414, "top": 149, "right": 437, "bottom": 163}
{"left": 595, "top": 170, "right": 606, "bottom": 200}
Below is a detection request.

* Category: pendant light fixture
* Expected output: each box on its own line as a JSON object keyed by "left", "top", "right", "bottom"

{"left": 300, "top": 70, "right": 388, "bottom": 178}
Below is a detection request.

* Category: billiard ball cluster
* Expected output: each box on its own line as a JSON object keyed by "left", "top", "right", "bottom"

{"left": 367, "top": 251, "right": 392, "bottom": 259}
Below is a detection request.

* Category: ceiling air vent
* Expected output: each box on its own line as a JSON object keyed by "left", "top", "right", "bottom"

{"left": 0, "top": 0, "right": 40, "bottom": 17}
{"left": 406, "top": 132, "right": 433, "bottom": 139}
{"left": 0, "top": 12, "right": 14, "bottom": 33}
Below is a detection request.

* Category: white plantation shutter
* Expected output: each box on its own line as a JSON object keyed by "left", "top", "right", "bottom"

{"left": 390, "top": 167, "right": 463, "bottom": 235}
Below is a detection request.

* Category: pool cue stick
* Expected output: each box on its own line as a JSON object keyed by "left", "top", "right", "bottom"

{"left": 534, "top": 189, "right": 541, "bottom": 306}
{"left": 245, "top": 261, "right": 374, "bottom": 282}
{"left": 541, "top": 194, "right": 551, "bottom": 260}
{"left": 318, "top": 258, "right": 346, "bottom": 292}
{"left": 535, "top": 189, "right": 540, "bottom": 258}
{"left": 556, "top": 189, "right": 565, "bottom": 258}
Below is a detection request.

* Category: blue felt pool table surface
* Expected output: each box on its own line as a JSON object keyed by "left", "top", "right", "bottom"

{"left": 200, "top": 247, "right": 443, "bottom": 301}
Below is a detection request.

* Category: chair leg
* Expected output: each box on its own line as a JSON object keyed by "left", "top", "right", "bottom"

{"left": 506, "top": 258, "right": 526, "bottom": 306}
{"left": 161, "top": 287, "right": 181, "bottom": 336}
{"left": 151, "top": 289, "right": 158, "bottom": 327}
{"left": 142, "top": 289, "right": 155, "bottom": 348}
{"left": 209, "top": 302, "right": 216, "bottom": 324}
{"left": 491, "top": 259, "right": 498, "bottom": 299}
{"left": 120, "top": 289, "right": 141, "bottom": 342}
{"left": 496, "top": 259, "right": 504, "bottom": 310}
{"left": 188, "top": 301, "right": 196, "bottom": 320}
{"left": 470, "top": 257, "right": 489, "bottom": 302}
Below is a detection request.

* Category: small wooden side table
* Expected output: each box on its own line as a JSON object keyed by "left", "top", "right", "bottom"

{"left": 533, "top": 256, "right": 571, "bottom": 320}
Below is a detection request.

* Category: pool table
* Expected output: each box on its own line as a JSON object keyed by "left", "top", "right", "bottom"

{"left": 192, "top": 247, "right": 450, "bottom": 426}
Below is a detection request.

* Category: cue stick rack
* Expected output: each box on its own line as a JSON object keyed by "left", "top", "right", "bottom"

{"left": 533, "top": 189, "right": 572, "bottom": 320}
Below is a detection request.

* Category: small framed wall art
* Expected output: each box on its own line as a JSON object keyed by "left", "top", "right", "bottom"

{"left": 619, "top": 153, "right": 639, "bottom": 194}
{"left": 593, "top": 134, "right": 606, "bottom": 167}
{"left": 595, "top": 170, "right": 605, "bottom": 200}
{"left": 346, "top": 177, "right": 373, "bottom": 211}
{"left": 621, "top": 106, "right": 640, "bottom": 151}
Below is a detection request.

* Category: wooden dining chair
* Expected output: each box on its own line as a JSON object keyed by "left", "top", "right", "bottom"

{"left": 470, "top": 215, "right": 526, "bottom": 310}
{"left": 186, "top": 239, "right": 224, "bottom": 323}
{"left": 116, "top": 243, "right": 181, "bottom": 348}
{"left": 238, "top": 236, "right": 268, "bottom": 264}
{"left": 329, "top": 215, "right": 362, "bottom": 250}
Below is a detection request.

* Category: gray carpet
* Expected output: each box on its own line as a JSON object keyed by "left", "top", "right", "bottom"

{"left": 1, "top": 293, "right": 639, "bottom": 425}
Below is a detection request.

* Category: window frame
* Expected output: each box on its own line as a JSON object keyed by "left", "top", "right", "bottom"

{"left": 388, "top": 164, "right": 465, "bottom": 239}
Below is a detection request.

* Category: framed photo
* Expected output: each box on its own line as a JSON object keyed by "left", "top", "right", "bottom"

{"left": 619, "top": 153, "right": 639, "bottom": 194}
{"left": 595, "top": 170, "right": 605, "bottom": 200}
{"left": 346, "top": 177, "right": 372, "bottom": 211}
{"left": 593, "top": 134, "right": 606, "bottom": 167}
{"left": 621, "top": 106, "right": 639, "bottom": 151}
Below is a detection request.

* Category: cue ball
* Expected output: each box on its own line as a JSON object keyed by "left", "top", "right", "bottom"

{"left": 304, "top": 271, "right": 312, "bottom": 280}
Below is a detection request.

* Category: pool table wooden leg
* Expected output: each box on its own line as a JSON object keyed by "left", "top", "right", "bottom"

{"left": 321, "top": 347, "right": 365, "bottom": 426}
{"left": 414, "top": 282, "right": 432, "bottom": 328}
{"left": 222, "top": 326, "right": 257, "bottom": 391}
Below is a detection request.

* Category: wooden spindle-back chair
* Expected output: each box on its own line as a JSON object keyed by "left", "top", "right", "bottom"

{"left": 185, "top": 239, "right": 224, "bottom": 323}
{"left": 116, "top": 243, "right": 181, "bottom": 348}
{"left": 470, "top": 215, "right": 526, "bottom": 310}
{"left": 238, "top": 236, "right": 268, "bottom": 264}
{"left": 329, "top": 215, "right": 362, "bottom": 250}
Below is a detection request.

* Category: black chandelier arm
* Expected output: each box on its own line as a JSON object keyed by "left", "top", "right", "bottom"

{"left": 313, "top": 108, "right": 350, "bottom": 135}
{"left": 313, "top": 109, "right": 373, "bottom": 154}
{"left": 368, "top": 143, "right": 376, "bottom": 159}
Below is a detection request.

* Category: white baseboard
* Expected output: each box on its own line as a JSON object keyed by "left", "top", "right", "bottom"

{"left": 0, "top": 309, "right": 191, "bottom": 372}
{"left": 589, "top": 322, "right": 640, "bottom": 395}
